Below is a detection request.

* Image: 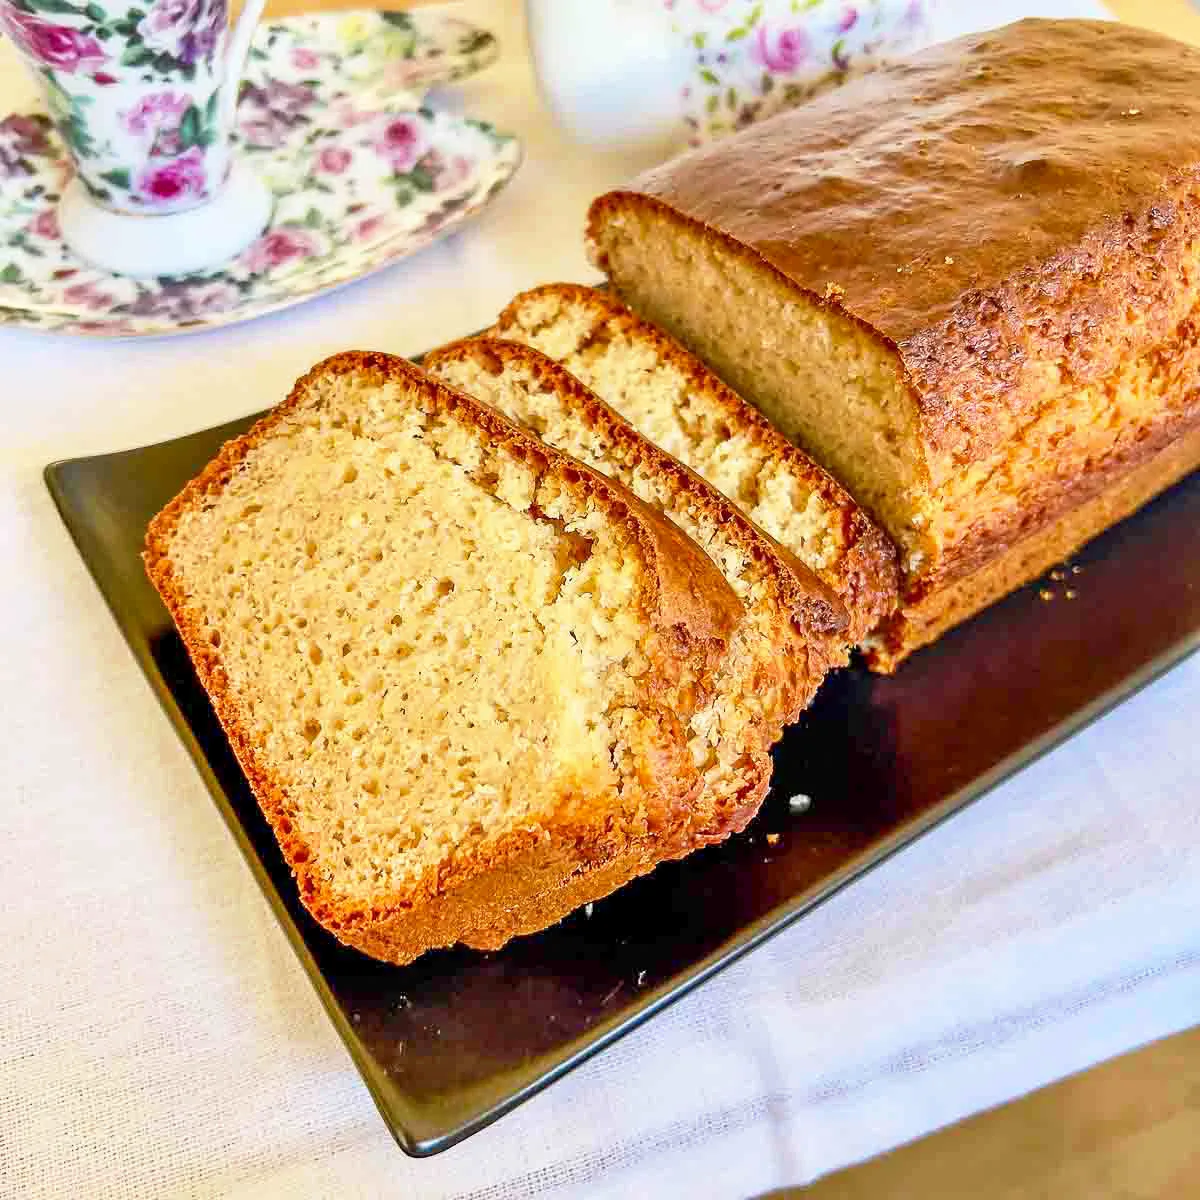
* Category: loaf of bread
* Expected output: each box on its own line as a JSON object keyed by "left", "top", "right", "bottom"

{"left": 144, "top": 351, "right": 763, "bottom": 964}
{"left": 424, "top": 336, "right": 846, "bottom": 837}
{"left": 491, "top": 284, "right": 898, "bottom": 645}
{"left": 587, "top": 18, "right": 1200, "bottom": 669}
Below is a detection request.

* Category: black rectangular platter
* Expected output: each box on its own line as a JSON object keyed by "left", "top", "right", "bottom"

{"left": 46, "top": 409, "right": 1200, "bottom": 1155}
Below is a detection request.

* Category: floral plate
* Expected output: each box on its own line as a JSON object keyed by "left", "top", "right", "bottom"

{"left": 0, "top": 10, "right": 519, "bottom": 337}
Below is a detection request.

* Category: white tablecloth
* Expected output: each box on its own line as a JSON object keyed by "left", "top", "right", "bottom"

{"left": 3, "top": 3, "right": 1197, "bottom": 1197}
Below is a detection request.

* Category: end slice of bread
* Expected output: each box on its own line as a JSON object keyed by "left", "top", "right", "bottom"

{"left": 492, "top": 283, "right": 899, "bottom": 646}
{"left": 424, "top": 336, "right": 847, "bottom": 846}
{"left": 144, "top": 351, "right": 748, "bottom": 965}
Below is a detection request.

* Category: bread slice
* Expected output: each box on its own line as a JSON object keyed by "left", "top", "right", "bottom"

{"left": 491, "top": 283, "right": 898, "bottom": 645}
{"left": 424, "top": 336, "right": 847, "bottom": 846}
{"left": 144, "top": 351, "right": 753, "bottom": 965}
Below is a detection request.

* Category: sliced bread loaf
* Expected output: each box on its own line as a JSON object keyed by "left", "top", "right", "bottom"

{"left": 424, "top": 337, "right": 847, "bottom": 846}
{"left": 491, "top": 283, "right": 898, "bottom": 645}
{"left": 586, "top": 21, "right": 1200, "bottom": 667}
{"left": 144, "top": 351, "right": 750, "bottom": 965}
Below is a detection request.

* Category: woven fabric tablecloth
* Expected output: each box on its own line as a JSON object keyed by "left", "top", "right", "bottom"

{"left": 3, "top": 2, "right": 1198, "bottom": 1197}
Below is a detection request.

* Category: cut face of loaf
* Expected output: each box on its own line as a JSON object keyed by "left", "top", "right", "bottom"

{"left": 587, "top": 198, "right": 932, "bottom": 582}
{"left": 143, "top": 351, "right": 746, "bottom": 965}
{"left": 588, "top": 19, "right": 1200, "bottom": 667}
{"left": 491, "top": 282, "right": 898, "bottom": 644}
{"left": 424, "top": 336, "right": 846, "bottom": 843}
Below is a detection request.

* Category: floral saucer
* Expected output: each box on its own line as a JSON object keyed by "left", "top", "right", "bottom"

{"left": 0, "top": 10, "right": 519, "bottom": 337}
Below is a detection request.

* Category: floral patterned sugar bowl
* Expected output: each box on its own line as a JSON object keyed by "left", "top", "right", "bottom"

{"left": 0, "top": 10, "right": 520, "bottom": 335}
{"left": 525, "top": 0, "right": 936, "bottom": 150}
{"left": 670, "top": 0, "right": 936, "bottom": 142}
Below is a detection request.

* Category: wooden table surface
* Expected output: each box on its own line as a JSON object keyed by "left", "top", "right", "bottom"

{"left": 781, "top": 1025, "right": 1200, "bottom": 1198}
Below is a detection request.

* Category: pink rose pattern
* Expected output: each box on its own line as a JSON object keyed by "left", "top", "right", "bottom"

{"left": 0, "top": 0, "right": 231, "bottom": 211}
{"left": 239, "top": 80, "right": 317, "bottom": 149}
{"left": 137, "top": 0, "right": 225, "bottom": 68}
{"left": 750, "top": 25, "right": 810, "bottom": 73}
{"left": 241, "top": 227, "right": 322, "bottom": 274}
{"left": 672, "top": 0, "right": 931, "bottom": 142}
{"left": 125, "top": 276, "right": 241, "bottom": 318}
{"left": 373, "top": 114, "right": 427, "bottom": 174}
{"left": 123, "top": 92, "right": 192, "bottom": 139}
{"left": 62, "top": 280, "right": 115, "bottom": 310}
{"left": 122, "top": 91, "right": 193, "bottom": 160}
{"left": 28, "top": 208, "right": 60, "bottom": 240}
{"left": 355, "top": 214, "right": 388, "bottom": 242}
{"left": 316, "top": 145, "right": 352, "bottom": 175}
{"left": 137, "top": 145, "right": 207, "bottom": 206}
{"left": 0, "top": 8, "right": 106, "bottom": 74}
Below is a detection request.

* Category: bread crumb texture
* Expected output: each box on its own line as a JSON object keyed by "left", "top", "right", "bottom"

{"left": 491, "top": 283, "right": 898, "bottom": 641}
{"left": 426, "top": 337, "right": 840, "bottom": 833}
{"left": 589, "top": 203, "right": 929, "bottom": 565}
{"left": 146, "top": 355, "right": 747, "bottom": 960}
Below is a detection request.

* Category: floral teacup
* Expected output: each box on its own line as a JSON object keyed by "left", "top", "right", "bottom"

{"left": 0, "top": 0, "right": 265, "bottom": 215}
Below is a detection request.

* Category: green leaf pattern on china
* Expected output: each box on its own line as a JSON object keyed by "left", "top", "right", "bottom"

{"left": 0, "top": 12, "right": 520, "bottom": 337}
{"left": 670, "top": 0, "right": 931, "bottom": 143}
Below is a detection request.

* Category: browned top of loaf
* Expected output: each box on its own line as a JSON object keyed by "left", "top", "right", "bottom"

{"left": 597, "top": 18, "right": 1200, "bottom": 468}
{"left": 494, "top": 282, "right": 898, "bottom": 641}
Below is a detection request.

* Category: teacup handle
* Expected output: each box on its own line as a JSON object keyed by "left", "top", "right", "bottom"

{"left": 220, "top": 0, "right": 269, "bottom": 132}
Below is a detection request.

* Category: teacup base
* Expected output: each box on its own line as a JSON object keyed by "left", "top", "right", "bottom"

{"left": 58, "top": 163, "right": 274, "bottom": 278}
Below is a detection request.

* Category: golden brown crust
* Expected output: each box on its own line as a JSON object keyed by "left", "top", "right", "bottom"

{"left": 904, "top": 399, "right": 1200, "bottom": 606}
{"left": 494, "top": 282, "right": 899, "bottom": 643}
{"left": 143, "top": 350, "right": 750, "bottom": 964}
{"left": 392, "top": 755, "right": 773, "bottom": 957}
{"left": 867, "top": 420, "right": 1200, "bottom": 670}
{"left": 589, "top": 19, "right": 1200, "bottom": 669}
{"left": 598, "top": 19, "right": 1200, "bottom": 478}
{"left": 425, "top": 334, "right": 847, "bottom": 649}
